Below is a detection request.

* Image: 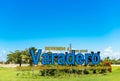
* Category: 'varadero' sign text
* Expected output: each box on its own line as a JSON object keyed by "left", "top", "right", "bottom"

{"left": 30, "top": 49, "right": 101, "bottom": 65}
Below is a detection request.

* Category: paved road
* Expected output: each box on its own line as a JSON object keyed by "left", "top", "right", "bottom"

{"left": 0, "top": 64, "right": 29, "bottom": 68}
{"left": 111, "top": 64, "right": 120, "bottom": 66}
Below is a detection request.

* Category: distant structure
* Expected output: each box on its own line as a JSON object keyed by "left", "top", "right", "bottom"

{"left": 69, "top": 43, "right": 72, "bottom": 51}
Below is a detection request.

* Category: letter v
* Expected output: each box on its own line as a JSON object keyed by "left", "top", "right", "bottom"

{"left": 30, "top": 49, "right": 42, "bottom": 65}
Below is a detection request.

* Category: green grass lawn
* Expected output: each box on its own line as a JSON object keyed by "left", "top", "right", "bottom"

{"left": 0, "top": 66, "right": 120, "bottom": 81}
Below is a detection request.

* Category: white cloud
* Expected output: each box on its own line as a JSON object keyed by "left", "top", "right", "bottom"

{"left": 101, "top": 46, "right": 120, "bottom": 59}
{"left": 104, "top": 46, "right": 112, "bottom": 53}
{"left": 3, "top": 50, "right": 6, "bottom": 54}
{"left": 0, "top": 50, "right": 7, "bottom": 61}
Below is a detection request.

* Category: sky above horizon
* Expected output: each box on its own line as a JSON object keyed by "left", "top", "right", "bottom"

{"left": 0, "top": 0, "right": 120, "bottom": 61}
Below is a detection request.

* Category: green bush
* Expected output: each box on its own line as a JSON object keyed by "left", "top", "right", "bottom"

{"left": 83, "top": 69, "right": 89, "bottom": 74}
{"left": 40, "top": 69, "right": 58, "bottom": 76}
{"left": 100, "top": 69, "right": 107, "bottom": 74}
{"left": 93, "top": 69, "right": 96, "bottom": 74}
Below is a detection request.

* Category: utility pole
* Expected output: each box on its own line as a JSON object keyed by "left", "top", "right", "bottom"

{"left": 70, "top": 43, "right": 72, "bottom": 51}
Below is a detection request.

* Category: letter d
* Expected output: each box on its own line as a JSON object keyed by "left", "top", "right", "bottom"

{"left": 66, "top": 50, "right": 75, "bottom": 65}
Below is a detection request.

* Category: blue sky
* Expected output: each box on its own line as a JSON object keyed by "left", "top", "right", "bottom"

{"left": 0, "top": 0, "right": 120, "bottom": 60}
